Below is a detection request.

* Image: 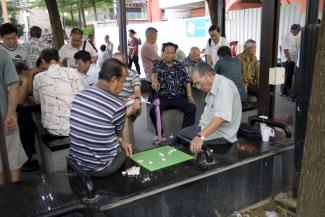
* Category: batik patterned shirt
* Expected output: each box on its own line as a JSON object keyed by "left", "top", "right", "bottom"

{"left": 237, "top": 52, "right": 260, "bottom": 87}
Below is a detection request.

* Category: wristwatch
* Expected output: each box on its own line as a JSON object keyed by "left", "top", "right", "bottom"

{"left": 196, "top": 134, "right": 205, "bottom": 141}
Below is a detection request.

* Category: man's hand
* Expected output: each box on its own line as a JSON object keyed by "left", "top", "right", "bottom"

{"left": 187, "top": 96, "right": 196, "bottom": 105}
{"left": 120, "top": 138, "right": 133, "bottom": 157}
{"left": 4, "top": 114, "right": 17, "bottom": 134}
{"left": 133, "top": 99, "right": 142, "bottom": 117}
{"left": 190, "top": 136, "right": 203, "bottom": 154}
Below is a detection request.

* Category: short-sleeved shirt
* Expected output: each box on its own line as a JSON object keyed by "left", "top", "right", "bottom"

{"left": 80, "top": 64, "right": 100, "bottom": 89}
{"left": 22, "top": 38, "right": 48, "bottom": 67}
{"left": 0, "top": 50, "right": 19, "bottom": 119}
{"left": 33, "top": 64, "right": 84, "bottom": 136}
{"left": 204, "top": 37, "right": 230, "bottom": 66}
{"left": 69, "top": 84, "right": 126, "bottom": 171}
{"left": 0, "top": 43, "right": 32, "bottom": 68}
{"left": 59, "top": 41, "right": 98, "bottom": 67}
{"left": 141, "top": 41, "right": 161, "bottom": 82}
{"left": 106, "top": 41, "right": 114, "bottom": 58}
{"left": 199, "top": 74, "right": 242, "bottom": 143}
{"left": 118, "top": 68, "right": 141, "bottom": 99}
{"left": 214, "top": 56, "right": 247, "bottom": 102}
{"left": 280, "top": 32, "right": 300, "bottom": 63}
{"left": 153, "top": 60, "right": 190, "bottom": 98}
{"left": 128, "top": 37, "right": 139, "bottom": 57}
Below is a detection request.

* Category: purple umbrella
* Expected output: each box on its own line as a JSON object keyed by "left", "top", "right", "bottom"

{"left": 153, "top": 98, "right": 162, "bottom": 143}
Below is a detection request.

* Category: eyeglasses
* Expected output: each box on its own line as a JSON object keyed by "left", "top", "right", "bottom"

{"left": 192, "top": 77, "right": 203, "bottom": 88}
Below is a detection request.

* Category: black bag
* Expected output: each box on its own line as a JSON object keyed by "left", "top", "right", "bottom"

{"left": 237, "top": 123, "right": 260, "bottom": 140}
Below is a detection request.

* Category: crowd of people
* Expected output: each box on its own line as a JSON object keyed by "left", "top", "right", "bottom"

{"left": 0, "top": 21, "right": 299, "bottom": 183}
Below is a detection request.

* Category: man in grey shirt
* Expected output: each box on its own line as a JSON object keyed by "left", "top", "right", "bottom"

{"left": 174, "top": 62, "right": 242, "bottom": 154}
{"left": 0, "top": 23, "right": 32, "bottom": 68}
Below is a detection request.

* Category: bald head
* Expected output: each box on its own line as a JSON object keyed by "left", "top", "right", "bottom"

{"left": 113, "top": 52, "right": 127, "bottom": 65}
{"left": 189, "top": 47, "right": 201, "bottom": 64}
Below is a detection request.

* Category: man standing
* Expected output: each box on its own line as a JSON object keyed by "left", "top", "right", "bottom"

{"left": 104, "top": 35, "right": 114, "bottom": 58}
{"left": 237, "top": 39, "right": 260, "bottom": 97}
{"left": 215, "top": 46, "right": 247, "bottom": 102}
{"left": 182, "top": 47, "right": 204, "bottom": 75}
{"left": 141, "top": 27, "right": 161, "bottom": 86}
{"left": 0, "top": 50, "right": 27, "bottom": 185}
{"left": 23, "top": 26, "right": 47, "bottom": 67}
{"left": 174, "top": 62, "right": 242, "bottom": 154}
{"left": 69, "top": 59, "right": 132, "bottom": 177}
{"left": 204, "top": 25, "right": 229, "bottom": 66}
{"left": 127, "top": 29, "right": 141, "bottom": 75}
{"left": 74, "top": 50, "right": 100, "bottom": 89}
{"left": 0, "top": 23, "right": 32, "bottom": 68}
{"left": 280, "top": 24, "right": 301, "bottom": 97}
{"left": 151, "top": 42, "right": 196, "bottom": 144}
{"left": 59, "top": 28, "right": 98, "bottom": 68}
{"left": 33, "top": 48, "right": 83, "bottom": 136}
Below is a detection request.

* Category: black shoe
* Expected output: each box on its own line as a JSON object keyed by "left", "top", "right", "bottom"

{"left": 21, "top": 160, "right": 39, "bottom": 172}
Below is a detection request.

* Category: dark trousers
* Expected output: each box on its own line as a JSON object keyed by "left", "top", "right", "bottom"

{"left": 173, "top": 125, "right": 232, "bottom": 154}
{"left": 149, "top": 96, "right": 196, "bottom": 135}
{"left": 88, "top": 148, "right": 126, "bottom": 177}
{"left": 128, "top": 56, "right": 141, "bottom": 75}
{"left": 247, "top": 84, "right": 259, "bottom": 97}
{"left": 289, "top": 66, "right": 299, "bottom": 99}
{"left": 281, "top": 61, "right": 295, "bottom": 96}
{"left": 17, "top": 108, "right": 36, "bottom": 160}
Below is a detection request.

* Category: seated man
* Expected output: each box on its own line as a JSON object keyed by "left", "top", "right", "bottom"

{"left": 74, "top": 50, "right": 100, "bottom": 89}
{"left": 68, "top": 59, "right": 132, "bottom": 177}
{"left": 174, "top": 62, "right": 242, "bottom": 154}
{"left": 237, "top": 39, "right": 259, "bottom": 97}
{"left": 33, "top": 48, "right": 84, "bottom": 136}
{"left": 215, "top": 46, "right": 247, "bottom": 102}
{"left": 182, "top": 46, "right": 204, "bottom": 75}
{"left": 151, "top": 42, "right": 196, "bottom": 143}
{"left": 113, "top": 52, "right": 142, "bottom": 143}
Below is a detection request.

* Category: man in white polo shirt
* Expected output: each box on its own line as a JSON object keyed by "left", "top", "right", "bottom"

{"left": 174, "top": 62, "right": 242, "bottom": 154}
{"left": 59, "top": 28, "right": 97, "bottom": 68}
{"left": 204, "top": 25, "right": 230, "bottom": 67}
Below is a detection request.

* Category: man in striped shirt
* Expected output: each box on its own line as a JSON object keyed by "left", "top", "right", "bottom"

{"left": 68, "top": 59, "right": 132, "bottom": 177}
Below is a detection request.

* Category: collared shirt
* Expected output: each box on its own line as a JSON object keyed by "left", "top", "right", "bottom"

{"left": 59, "top": 40, "right": 98, "bottom": 67}
{"left": 33, "top": 64, "right": 84, "bottom": 136}
{"left": 80, "top": 64, "right": 100, "bottom": 89}
{"left": 153, "top": 60, "right": 190, "bottom": 98}
{"left": 127, "top": 37, "right": 139, "bottom": 57}
{"left": 0, "top": 43, "right": 32, "bottom": 68}
{"left": 118, "top": 68, "right": 141, "bottom": 99}
{"left": 199, "top": 74, "right": 242, "bottom": 143}
{"left": 237, "top": 52, "right": 260, "bottom": 87}
{"left": 281, "top": 32, "right": 300, "bottom": 63}
{"left": 214, "top": 56, "right": 247, "bottom": 101}
{"left": 69, "top": 84, "right": 126, "bottom": 171}
{"left": 0, "top": 50, "right": 19, "bottom": 119}
{"left": 204, "top": 37, "right": 230, "bottom": 66}
{"left": 141, "top": 41, "right": 161, "bottom": 81}
{"left": 22, "top": 38, "right": 48, "bottom": 67}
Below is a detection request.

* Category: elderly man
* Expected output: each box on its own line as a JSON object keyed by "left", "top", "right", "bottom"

{"left": 237, "top": 39, "right": 260, "bottom": 97}
{"left": 74, "top": 50, "right": 100, "bottom": 89}
{"left": 141, "top": 27, "right": 161, "bottom": 84}
{"left": 69, "top": 59, "right": 132, "bottom": 177}
{"left": 280, "top": 24, "right": 301, "bottom": 97}
{"left": 104, "top": 35, "right": 114, "bottom": 58}
{"left": 59, "top": 28, "right": 97, "bottom": 67}
{"left": 0, "top": 50, "right": 28, "bottom": 185}
{"left": 33, "top": 48, "right": 83, "bottom": 136}
{"left": 204, "top": 25, "right": 229, "bottom": 66}
{"left": 174, "top": 62, "right": 242, "bottom": 154}
{"left": 151, "top": 42, "right": 196, "bottom": 143}
{"left": 215, "top": 46, "right": 247, "bottom": 102}
{"left": 182, "top": 46, "right": 204, "bottom": 75}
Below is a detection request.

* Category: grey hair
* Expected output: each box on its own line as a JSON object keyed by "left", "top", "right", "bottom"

{"left": 244, "top": 39, "right": 256, "bottom": 50}
{"left": 191, "top": 62, "right": 214, "bottom": 76}
{"left": 145, "top": 27, "right": 158, "bottom": 38}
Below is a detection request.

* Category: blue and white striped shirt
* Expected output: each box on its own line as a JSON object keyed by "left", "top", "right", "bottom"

{"left": 68, "top": 84, "right": 126, "bottom": 171}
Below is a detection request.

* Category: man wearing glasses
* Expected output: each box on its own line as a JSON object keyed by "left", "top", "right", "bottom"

{"left": 174, "top": 62, "right": 242, "bottom": 154}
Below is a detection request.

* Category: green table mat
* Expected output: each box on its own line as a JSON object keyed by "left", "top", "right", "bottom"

{"left": 131, "top": 145, "right": 194, "bottom": 172}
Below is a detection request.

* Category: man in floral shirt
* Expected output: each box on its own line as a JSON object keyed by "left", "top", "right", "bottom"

{"left": 150, "top": 42, "right": 196, "bottom": 143}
